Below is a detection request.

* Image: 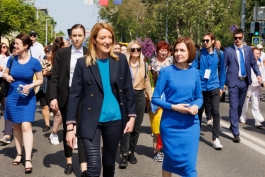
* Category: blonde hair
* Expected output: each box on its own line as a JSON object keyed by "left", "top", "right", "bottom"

{"left": 126, "top": 40, "right": 145, "bottom": 61}
{"left": 126, "top": 40, "right": 146, "bottom": 79}
{"left": 86, "top": 22, "right": 118, "bottom": 66}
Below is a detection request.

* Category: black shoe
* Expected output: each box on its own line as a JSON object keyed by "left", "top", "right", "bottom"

{"left": 25, "top": 160, "right": 33, "bottom": 174}
{"left": 81, "top": 170, "right": 87, "bottom": 177}
{"left": 128, "top": 153, "right": 137, "bottom": 164}
{"left": 43, "top": 125, "right": 50, "bottom": 132}
{"left": 64, "top": 163, "right": 73, "bottom": 175}
{"left": 233, "top": 135, "right": 241, "bottom": 143}
{"left": 119, "top": 155, "right": 128, "bottom": 169}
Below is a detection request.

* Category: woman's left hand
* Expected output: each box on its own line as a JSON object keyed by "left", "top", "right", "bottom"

{"left": 23, "top": 84, "right": 32, "bottom": 95}
{"left": 123, "top": 117, "right": 135, "bottom": 133}
{"left": 188, "top": 105, "right": 199, "bottom": 115}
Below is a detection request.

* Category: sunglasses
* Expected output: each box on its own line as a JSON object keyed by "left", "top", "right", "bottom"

{"left": 233, "top": 37, "right": 243, "bottom": 40}
{"left": 30, "top": 35, "right": 36, "bottom": 37}
{"left": 2, "top": 46, "right": 7, "bottom": 49}
{"left": 202, "top": 39, "right": 210, "bottom": 43}
{"left": 130, "top": 48, "right": 141, "bottom": 52}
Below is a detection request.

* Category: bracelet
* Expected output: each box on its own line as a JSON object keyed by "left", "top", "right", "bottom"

{"left": 66, "top": 129, "right": 74, "bottom": 132}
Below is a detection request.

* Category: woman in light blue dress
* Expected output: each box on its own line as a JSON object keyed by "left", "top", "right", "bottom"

{"left": 152, "top": 37, "right": 203, "bottom": 177}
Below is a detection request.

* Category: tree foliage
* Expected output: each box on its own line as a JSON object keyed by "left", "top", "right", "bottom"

{"left": 0, "top": 0, "right": 57, "bottom": 45}
{"left": 0, "top": 0, "right": 36, "bottom": 42}
{"left": 99, "top": 0, "right": 265, "bottom": 47}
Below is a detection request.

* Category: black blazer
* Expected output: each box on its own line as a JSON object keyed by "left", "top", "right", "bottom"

{"left": 49, "top": 46, "right": 88, "bottom": 107}
{"left": 66, "top": 53, "right": 136, "bottom": 140}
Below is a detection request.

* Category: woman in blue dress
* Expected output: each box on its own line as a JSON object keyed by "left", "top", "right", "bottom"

{"left": 3, "top": 34, "right": 43, "bottom": 174}
{"left": 152, "top": 37, "right": 203, "bottom": 177}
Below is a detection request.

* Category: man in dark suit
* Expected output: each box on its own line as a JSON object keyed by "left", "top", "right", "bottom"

{"left": 224, "top": 29, "right": 261, "bottom": 142}
{"left": 49, "top": 24, "right": 87, "bottom": 175}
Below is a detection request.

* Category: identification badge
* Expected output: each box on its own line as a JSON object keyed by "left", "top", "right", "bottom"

{"left": 204, "top": 69, "right": 211, "bottom": 79}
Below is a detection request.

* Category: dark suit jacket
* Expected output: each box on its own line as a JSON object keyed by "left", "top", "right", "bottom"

{"left": 224, "top": 44, "right": 260, "bottom": 87}
{"left": 49, "top": 46, "right": 88, "bottom": 107}
{"left": 66, "top": 53, "right": 136, "bottom": 140}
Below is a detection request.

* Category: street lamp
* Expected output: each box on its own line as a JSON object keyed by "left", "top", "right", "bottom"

{"left": 241, "top": 0, "right": 246, "bottom": 42}
{"left": 165, "top": 0, "right": 168, "bottom": 42}
{"left": 45, "top": 19, "right": 51, "bottom": 46}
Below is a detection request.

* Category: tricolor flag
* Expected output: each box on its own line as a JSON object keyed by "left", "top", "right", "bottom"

{"left": 99, "top": 0, "right": 108, "bottom": 6}
{"left": 114, "top": 0, "right": 122, "bottom": 4}
{"left": 84, "top": 0, "right": 94, "bottom": 5}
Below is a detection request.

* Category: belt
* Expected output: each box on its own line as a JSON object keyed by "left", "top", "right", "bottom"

{"left": 238, "top": 76, "right": 246, "bottom": 81}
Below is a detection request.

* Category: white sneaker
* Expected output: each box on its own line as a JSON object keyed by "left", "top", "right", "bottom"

{"left": 207, "top": 119, "right": 213, "bottom": 126}
{"left": 213, "top": 138, "right": 223, "bottom": 150}
{"left": 239, "top": 119, "right": 246, "bottom": 124}
{"left": 255, "top": 122, "right": 262, "bottom": 128}
{"left": 49, "top": 133, "right": 60, "bottom": 145}
{"left": 74, "top": 137, "right": 78, "bottom": 149}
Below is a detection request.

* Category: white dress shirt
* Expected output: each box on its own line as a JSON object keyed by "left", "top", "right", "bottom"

{"left": 0, "top": 55, "right": 9, "bottom": 77}
{"left": 69, "top": 46, "right": 83, "bottom": 87}
{"left": 29, "top": 41, "right": 45, "bottom": 62}
{"left": 260, "top": 51, "right": 265, "bottom": 62}
{"left": 251, "top": 60, "right": 263, "bottom": 86}
{"left": 234, "top": 44, "right": 247, "bottom": 77}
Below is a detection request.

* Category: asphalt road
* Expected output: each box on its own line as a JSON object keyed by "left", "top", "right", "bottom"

{"left": 1, "top": 89, "right": 265, "bottom": 177}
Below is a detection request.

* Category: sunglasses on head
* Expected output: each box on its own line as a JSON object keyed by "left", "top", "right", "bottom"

{"left": 130, "top": 48, "right": 141, "bottom": 52}
{"left": 202, "top": 39, "right": 210, "bottom": 43}
{"left": 233, "top": 37, "right": 243, "bottom": 40}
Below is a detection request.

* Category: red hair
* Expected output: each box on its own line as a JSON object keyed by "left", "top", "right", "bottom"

{"left": 156, "top": 41, "right": 170, "bottom": 53}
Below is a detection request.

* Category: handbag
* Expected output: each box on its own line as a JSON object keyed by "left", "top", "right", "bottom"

{"left": 0, "top": 56, "right": 14, "bottom": 97}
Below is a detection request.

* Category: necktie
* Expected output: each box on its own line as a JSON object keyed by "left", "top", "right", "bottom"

{"left": 238, "top": 48, "right": 246, "bottom": 76}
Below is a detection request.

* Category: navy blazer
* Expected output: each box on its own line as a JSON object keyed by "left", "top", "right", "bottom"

{"left": 224, "top": 44, "right": 261, "bottom": 87}
{"left": 66, "top": 53, "right": 136, "bottom": 140}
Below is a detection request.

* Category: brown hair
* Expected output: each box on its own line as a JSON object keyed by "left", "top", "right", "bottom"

{"left": 71, "top": 24, "right": 86, "bottom": 36}
{"left": 172, "top": 37, "right": 196, "bottom": 63}
{"left": 204, "top": 32, "right": 216, "bottom": 47}
{"left": 16, "top": 33, "right": 32, "bottom": 50}
{"left": 252, "top": 47, "right": 261, "bottom": 54}
{"left": 233, "top": 29, "right": 243, "bottom": 36}
{"left": 86, "top": 22, "right": 118, "bottom": 66}
{"left": 51, "top": 36, "right": 65, "bottom": 65}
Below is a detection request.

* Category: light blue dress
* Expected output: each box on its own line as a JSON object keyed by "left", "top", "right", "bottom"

{"left": 152, "top": 65, "right": 203, "bottom": 177}
{"left": 5, "top": 56, "right": 42, "bottom": 123}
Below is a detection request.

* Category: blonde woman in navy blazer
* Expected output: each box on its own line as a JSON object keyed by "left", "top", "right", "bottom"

{"left": 66, "top": 22, "right": 136, "bottom": 177}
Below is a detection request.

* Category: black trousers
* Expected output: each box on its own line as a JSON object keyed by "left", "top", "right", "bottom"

{"left": 120, "top": 90, "right": 146, "bottom": 154}
{"left": 60, "top": 101, "right": 86, "bottom": 163}
{"left": 83, "top": 120, "right": 122, "bottom": 177}
{"left": 199, "top": 88, "right": 221, "bottom": 140}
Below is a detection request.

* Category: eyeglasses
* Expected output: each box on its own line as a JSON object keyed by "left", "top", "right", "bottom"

{"left": 130, "top": 48, "right": 141, "bottom": 52}
{"left": 202, "top": 39, "right": 210, "bottom": 43}
{"left": 30, "top": 34, "right": 36, "bottom": 37}
{"left": 233, "top": 37, "right": 243, "bottom": 40}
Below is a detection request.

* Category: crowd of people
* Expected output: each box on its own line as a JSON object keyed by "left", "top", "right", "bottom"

{"left": 0, "top": 22, "right": 265, "bottom": 177}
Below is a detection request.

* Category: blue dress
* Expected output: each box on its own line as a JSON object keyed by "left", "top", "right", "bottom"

{"left": 5, "top": 56, "right": 42, "bottom": 123}
{"left": 152, "top": 65, "right": 203, "bottom": 177}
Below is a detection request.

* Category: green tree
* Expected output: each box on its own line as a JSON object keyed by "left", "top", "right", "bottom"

{"left": 99, "top": 0, "right": 265, "bottom": 47}
{"left": 0, "top": 0, "right": 36, "bottom": 42}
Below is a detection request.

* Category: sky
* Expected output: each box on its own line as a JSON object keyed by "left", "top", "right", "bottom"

{"left": 34, "top": 0, "right": 99, "bottom": 35}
